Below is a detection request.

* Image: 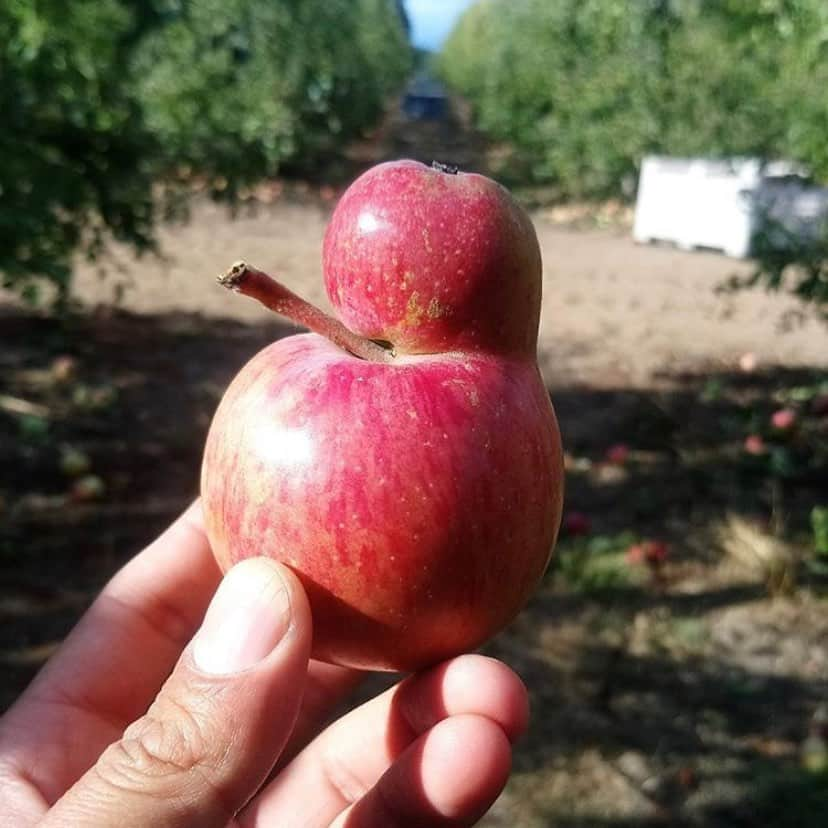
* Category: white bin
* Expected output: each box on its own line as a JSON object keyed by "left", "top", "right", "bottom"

{"left": 633, "top": 156, "right": 828, "bottom": 259}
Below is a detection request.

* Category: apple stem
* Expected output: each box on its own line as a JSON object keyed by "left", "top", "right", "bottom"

{"left": 217, "top": 262, "right": 395, "bottom": 363}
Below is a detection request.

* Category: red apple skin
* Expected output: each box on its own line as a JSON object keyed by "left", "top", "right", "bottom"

{"left": 202, "top": 159, "right": 563, "bottom": 671}
{"left": 323, "top": 160, "right": 542, "bottom": 357}
{"left": 201, "top": 334, "right": 563, "bottom": 671}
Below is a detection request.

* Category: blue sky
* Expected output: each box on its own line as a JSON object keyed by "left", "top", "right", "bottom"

{"left": 403, "top": 0, "right": 477, "bottom": 51}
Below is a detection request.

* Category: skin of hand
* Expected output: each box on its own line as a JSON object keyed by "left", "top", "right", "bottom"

{"left": 0, "top": 500, "right": 529, "bottom": 827}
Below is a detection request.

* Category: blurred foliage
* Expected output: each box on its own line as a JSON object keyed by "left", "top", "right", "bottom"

{"left": 1, "top": 0, "right": 160, "bottom": 304}
{"left": 554, "top": 531, "right": 639, "bottom": 593}
{"left": 742, "top": 765, "right": 828, "bottom": 828}
{"left": 441, "top": 0, "right": 828, "bottom": 315}
{"left": 441, "top": 0, "right": 828, "bottom": 196}
{"left": 722, "top": 213, "right": 828, "bottom": 321}
{"left": 441, "top": 0, "right": 660, "bottom": 196}
{"left": 135, "top": 0, "right": 411, "bottom": 187}
{"left": 813, "top": 506, "right": 828, "bottom": 557}
{"left": 1, "top": 0, "right": 411, "bottom": 303}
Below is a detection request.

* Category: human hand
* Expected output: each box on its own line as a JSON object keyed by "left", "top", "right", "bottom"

{"left": 0, "top": 501, "right": 529, "bottom": 826}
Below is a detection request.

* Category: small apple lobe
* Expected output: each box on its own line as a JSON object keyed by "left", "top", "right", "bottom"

{"left": 322, "top": 160, "right": 542, "bottom": 357}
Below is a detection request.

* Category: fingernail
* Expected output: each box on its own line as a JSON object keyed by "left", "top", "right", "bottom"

{"left": 193, "top": 559, "right": 292, "bottom": 675}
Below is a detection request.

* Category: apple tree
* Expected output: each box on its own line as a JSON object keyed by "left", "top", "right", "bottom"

{"left": 0, "top": 0, "right": 161, "bottom": 305}
{"left": 1, "top": 0, "right": 411, "bottom": 305}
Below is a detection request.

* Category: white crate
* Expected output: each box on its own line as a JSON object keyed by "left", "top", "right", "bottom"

{"left": 633, "top": 156, "right": 828, "bottom": 259}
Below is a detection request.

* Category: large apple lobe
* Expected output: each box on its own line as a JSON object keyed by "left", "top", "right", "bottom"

{"left": 201, "top": 334, "right": 562, "bottom": 671}
{"left": 322, "top": 161, "right": 542, "bottom": 357}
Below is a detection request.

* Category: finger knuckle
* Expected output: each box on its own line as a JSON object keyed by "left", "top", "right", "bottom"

{"left": 320, "top": 744, "right": 372, "bottom": 805}
{"left": 100, "top": 699, "right": 209, "bottom": 790}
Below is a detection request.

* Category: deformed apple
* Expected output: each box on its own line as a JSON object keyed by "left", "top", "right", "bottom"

{"left": 201, "top": 160, "right": 564, "bottom": 671}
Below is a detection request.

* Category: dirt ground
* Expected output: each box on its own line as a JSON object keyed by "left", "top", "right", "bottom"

{"left": 2, "top": 98, "right": 827, "bottom": 825}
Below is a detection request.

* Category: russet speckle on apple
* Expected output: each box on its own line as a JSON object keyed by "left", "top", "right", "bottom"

{"left": 201, "top": 160, "right": 564, "bottom": 671}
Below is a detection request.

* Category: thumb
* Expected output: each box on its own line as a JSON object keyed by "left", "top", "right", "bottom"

{"left": 43, "top": 558, "right": 312, "bottom": 828}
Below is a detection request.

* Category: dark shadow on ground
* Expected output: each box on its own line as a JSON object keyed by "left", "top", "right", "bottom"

{"left": 0, "top": 307, "right": 291, "bottom": 709}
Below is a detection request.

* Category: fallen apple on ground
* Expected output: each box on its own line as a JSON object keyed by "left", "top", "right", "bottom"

{"left": 201, "top": 160, "right": 564, "bottom": 671}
